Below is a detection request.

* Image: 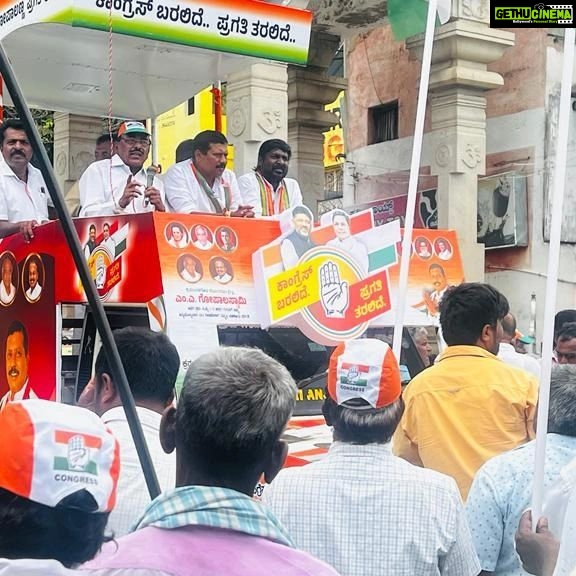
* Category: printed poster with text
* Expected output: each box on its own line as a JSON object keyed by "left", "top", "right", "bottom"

{"left": 0, "top": 248, "right": 56, "bottom": 409}
{"left": 153, "top": 213, "right": 280, "bottom": 386}
{"left": 253, "top": 207, "right": 465, "bottom": 345}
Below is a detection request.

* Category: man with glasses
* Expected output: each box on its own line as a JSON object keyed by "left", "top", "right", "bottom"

{"left": 79, "top": 121, "right": 166, "bottom": 217}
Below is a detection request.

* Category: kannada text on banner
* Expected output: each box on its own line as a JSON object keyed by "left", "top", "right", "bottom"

{"left": 0, "top": 0, "right": 313, "bottom": 65}
{"left": 253, "top": 207, "right": 465, "bottom": 344}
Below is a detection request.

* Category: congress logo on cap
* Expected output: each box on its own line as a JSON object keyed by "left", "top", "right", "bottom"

{"left": 328, "top": 339, "right": 401, "bottom": 410}
{"left": 0, "top": 400, "right": 120, "bottom": 513}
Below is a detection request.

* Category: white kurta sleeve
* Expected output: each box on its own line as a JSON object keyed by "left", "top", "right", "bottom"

{"left": 238, "top": 173, "right": 262, "bottom": 217}
{"left": 164, "top": 163, "right": 198, "bottom": 214}
{"left": 79, "top": 163, "right": 116, "bottom": 217}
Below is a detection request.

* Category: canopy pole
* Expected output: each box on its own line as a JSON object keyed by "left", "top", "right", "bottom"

{"left": 0, "top": 40, "right": 161, "bottom": 500}
{"left": 392, "top": 0, "right": 437, "bottom": 359}
{"left": 530, "top": 28, "right": 575, "bottom": 527}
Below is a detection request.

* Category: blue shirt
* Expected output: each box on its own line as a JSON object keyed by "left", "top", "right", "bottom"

{"left": 465, "top": 434, "right": 576, "bottom": 575}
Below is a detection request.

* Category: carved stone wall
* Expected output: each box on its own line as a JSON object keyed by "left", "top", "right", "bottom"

{"left": 53, "top": 113, "right": 104, "bottom": 211}
{"left": 225, "top": 62, "right": 288, "bottom": 176}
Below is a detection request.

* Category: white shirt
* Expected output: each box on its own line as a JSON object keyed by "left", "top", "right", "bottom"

{"left": 264, "top": 442, "right": 480, "bottom": 576}
{"left": 164, "top": 161, "right": 241, "bottom": 214}
{"left": 237, "top": 172, "right": 303, "bottom": 217}
{"left": 101, "top": 406, "right": 176, "bottom": 537}
{"left": 214, "top": 272, "right": 232, "bottom": 283}
{"left": 0, "top": 281, "right": 15, "bottom": 304}
{"left": 193, "top": 239, "right": 213, "bottom": 251}
{"left": 168, "top": 237, "right": 188, "bottom": 248}
{"left": 438, "top": 249, "right": 452, "bottom": 260}
{"left": 25, "top": 283, "right": 42, "bottom": 301}
{"left": 0, "top": 156, "right": 49, "bottom": 224}
{"left": 181, "top": 268, "right": 200, "bottom": 283}
{"left": 0, "top": 379, "right": 37, "bottom": 410}
{"left": 327, "top": 236, "right": 369, "bottom": 275}
{"left": 78, "top": 155, "right": 165, "bottom": 217}
{"left": 498, "top": 342, "right": 541, "bottom": 378}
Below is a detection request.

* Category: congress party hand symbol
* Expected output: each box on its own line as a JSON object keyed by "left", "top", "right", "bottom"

{"left": 320, "top": 261, "right": 349, "bottom": 318}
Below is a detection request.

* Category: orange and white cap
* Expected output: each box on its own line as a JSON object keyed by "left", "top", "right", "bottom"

{"left": 327, "top": 339, "right": 402, "bottom": 410}
{"left": 0, "top": 400, "right": 120, "bottom": 513}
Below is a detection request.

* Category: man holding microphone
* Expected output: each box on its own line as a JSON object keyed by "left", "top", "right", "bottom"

{"left": 79, "top": 121, "right": 166, "bottom": 216}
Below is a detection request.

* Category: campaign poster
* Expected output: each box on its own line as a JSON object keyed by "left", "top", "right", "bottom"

{"left": 152, "top": 212, "right": 280, "bottom": 385}
{"left": 0, "top": 250, "right": 56, "bottom": 408}
{"left": 253, "top": 206, "right": 465, "bottom": 345}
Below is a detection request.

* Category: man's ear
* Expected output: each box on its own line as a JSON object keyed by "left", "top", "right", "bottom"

{"left": 160, "top": 405, "right": 177, "bottom": 455}
{"left": 263, "top": 440, "right": 288, "bottom": 485}
{"left": 479, "top": 323, "right": 492, "bottom": 346}
{"left": 100, "top": 373, "right": 117, "bottom": 405}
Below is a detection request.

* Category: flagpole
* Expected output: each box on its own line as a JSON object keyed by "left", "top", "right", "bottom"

{"left": 392, "top": 0, "right": 437, "bottom": 359}
{"left": 530, "top": 27, "right": 575, "bottom": 527}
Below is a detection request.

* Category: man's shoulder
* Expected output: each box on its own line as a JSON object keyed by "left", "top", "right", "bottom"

{"left": 89, "top": 526, "right": 339, "bottom": 576}
{"left": 222, "top": 169, "right": 238, "bottom": 184}
{"left": 166, "top": 160, "right": 189, "bottom": 174}
{"left": 80, "top": 159, "right": 109, "bottom": 180}
{"left": 237, "top": 172, "right": 255, "bottom": 185}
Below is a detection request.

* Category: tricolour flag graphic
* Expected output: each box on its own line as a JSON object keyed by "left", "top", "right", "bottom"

{"left": 53, "top": 430, "right": 102, "bottom": 476}
{"left": 340, "top": 362, "right": 370, "bottom": 387}
{"left": 387, "top": 0, "right": 451, "bottom": 40}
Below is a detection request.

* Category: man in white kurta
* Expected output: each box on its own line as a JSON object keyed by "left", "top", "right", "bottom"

{"left": 0, "top": 119, "right": 49, "bottom": 241}
{"left": 79, "top": 121, "right": 166, "bottom": 217}
{"left": 238, "top": 139, "right": 303, "bottom": 218}
{"left": 164, "top": 130, "right": 250, "bottom": 217}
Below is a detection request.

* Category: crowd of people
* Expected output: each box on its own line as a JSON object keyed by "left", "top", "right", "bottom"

{"left": 0, "top": 118, "right": 304, "bottom": 240}
{"left": 3, "top": 119, "right": 576, "bottom": 574}
{"left": 0, "top": 283, "right": 575, "bottom": 575}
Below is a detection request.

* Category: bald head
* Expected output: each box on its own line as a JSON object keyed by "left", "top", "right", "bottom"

{"left": 501, "top": 312, "right": 517, "bottom": 342}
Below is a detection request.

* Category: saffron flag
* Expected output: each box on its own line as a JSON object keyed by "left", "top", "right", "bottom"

{"left": 387, "top": 0, "right": 451, "bottom": 40}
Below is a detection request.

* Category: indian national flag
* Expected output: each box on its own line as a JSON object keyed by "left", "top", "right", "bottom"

{"left": 387, "top": 0, "right": 451, "bottom": 40}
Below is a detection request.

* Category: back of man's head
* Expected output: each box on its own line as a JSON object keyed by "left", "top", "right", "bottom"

{"left": 0, "top": 400, "right": 119, "bottom": 567}
{"left": 175, "top": 347, "right": 296, "bottom": 480}
{"left": 548, "top": 365, "right": 576, "bottom": 436}
{"left": 501, "top": 312, "right": 517, "bottom": 341}
{"left": 555, "top": 310, "right": 576, "bottom": 341}
{"left": 95, "top": 327, "right": 179, "bottom": 407}
{"left": 323, "top": 339, "right": 404, "bottom": 445}
{"left": 440, "top": 283, "right": 509, "bottom": 346}
{"left": 175, "top": 139, "right": 195, "bottom": 163}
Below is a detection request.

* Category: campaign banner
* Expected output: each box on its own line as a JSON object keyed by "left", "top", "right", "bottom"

{"left": 152, "top": 212, "right": 279, "bottom": 384}
{"left": 0, "top": 249, "right": 56, "bottom": 408}
{"left": 347, "top": 189, "right": 438, "bottom": 229}
{"left": 253, "top": 207, "right": 465, "bottom": 344}
{"left": 0, "top": 216, "right": 164, "bottom": 304}
{"left": 0, "top": 0, "right": 312, "bottom": 65}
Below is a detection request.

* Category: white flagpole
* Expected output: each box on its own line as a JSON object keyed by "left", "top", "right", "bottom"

{"left": 392, "top": 0, "right": 437, "bottom": 359}
{"left": 530, "top": 27, "right": 575, "bottom": 527}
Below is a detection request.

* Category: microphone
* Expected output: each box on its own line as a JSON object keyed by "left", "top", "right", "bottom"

{"left": 145, "top": 165, "right": 158, "bottom": 206}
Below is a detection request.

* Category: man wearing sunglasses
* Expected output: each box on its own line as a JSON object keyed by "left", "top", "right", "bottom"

{"left": 79, "top": 121, "right": 166, "bottom": 217}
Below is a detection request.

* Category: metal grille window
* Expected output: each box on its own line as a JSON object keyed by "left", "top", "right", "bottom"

{"left": 369, "top": 101, "right": 398, "bottom": 144}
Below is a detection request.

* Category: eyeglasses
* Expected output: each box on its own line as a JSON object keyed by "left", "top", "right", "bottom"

{"left": 120, "top": 136, "right": 151, "bottom": 146}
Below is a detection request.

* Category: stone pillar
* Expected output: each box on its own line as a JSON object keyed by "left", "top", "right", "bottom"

{"left": 53, "top": 113, "right": 104, "bottom": 212}
{"left": 226, "top": 62, "right": 288, "bottom": 176}
{"left": 407, "top": 12, "right": 514, "bottom": 281}
{"left": 288, "top": 31, "right": 347, "bottom": 216}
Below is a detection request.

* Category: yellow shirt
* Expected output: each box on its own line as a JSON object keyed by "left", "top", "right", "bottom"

{"left": 393, "top": 345, "right": 538, "bottom": 500}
